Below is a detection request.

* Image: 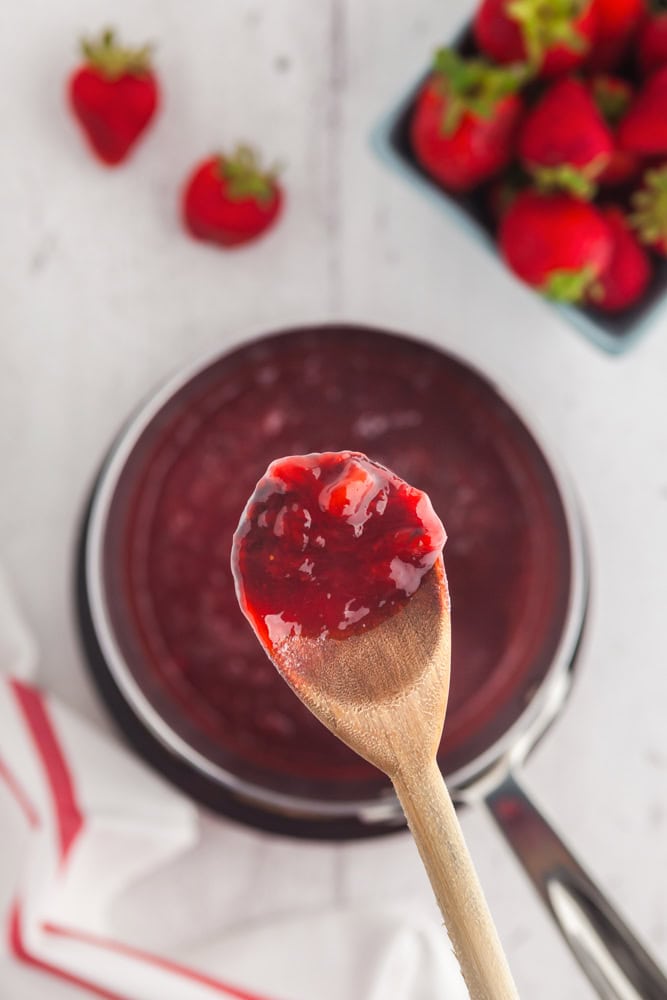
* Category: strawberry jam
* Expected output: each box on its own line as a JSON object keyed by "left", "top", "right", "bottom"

{"left": 231, "top": 451, "right": 446, "bottom": 648}
{"left": 110, "top": 326, "right": 573, "bottom": 793}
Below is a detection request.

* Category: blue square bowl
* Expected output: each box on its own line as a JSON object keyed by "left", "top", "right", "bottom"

{"left": 370, "top": 30, "right": 667, "bottom": 355}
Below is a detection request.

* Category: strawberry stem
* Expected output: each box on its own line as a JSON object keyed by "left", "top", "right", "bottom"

{"left": 592, "top": 77, "right": 632, "bottom": 125}
{"left": 532, "top": 163, "right": 601, "bottom": 199}
{"left": 433, "top": 48, "right": 530, "bottom": 135}
{"left": 631, "top": 166, "right": 667, "bottom": 246}
{"left": 542, "top": 264, "right": 598, "bottom": 302}
{"left": 218, "top": 145, "right": 279, "bottom": 204}
{"left": 507, "top": 0, "right": 589, "bottom": 69}
{"left": 81, "top": 28, "right": 153, "bottom": 79}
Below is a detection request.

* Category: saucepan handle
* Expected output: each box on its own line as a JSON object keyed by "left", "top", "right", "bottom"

{"left": 485, "top": 772, "right": 667, "bottom": 1000}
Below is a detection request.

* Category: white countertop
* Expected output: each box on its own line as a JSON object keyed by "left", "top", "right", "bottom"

{"left": 2, "top": 0, "right": 666, "bottom": 997}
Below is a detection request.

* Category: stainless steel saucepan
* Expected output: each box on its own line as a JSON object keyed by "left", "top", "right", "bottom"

{"left": 78, "top": 325, "right": 667, "bottom": 998}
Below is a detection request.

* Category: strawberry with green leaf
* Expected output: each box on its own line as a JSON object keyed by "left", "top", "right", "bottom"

{"left": 68, "top": 28, "right": 159, "bottom": 166}
{"left": 518, "top": 77, "right": 614, "bottom": 197}
{"left": 182, "top": 146, "right": 283, "bottom": 248}
{"left": 473, "top": 0, "right": 597, "bottom": 77}
{"left": 499, "top": 189, "right": 613, "bottom": 301}
{"left": 410, "top": 49, "right": 527, "bottom": 193}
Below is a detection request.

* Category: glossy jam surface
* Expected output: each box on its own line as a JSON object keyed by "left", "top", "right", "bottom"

{"left": 110, "top": 327, "right": 572, "bottom": 790}
{"left": 232, "top": 451, "right": 446, "bottom": 647}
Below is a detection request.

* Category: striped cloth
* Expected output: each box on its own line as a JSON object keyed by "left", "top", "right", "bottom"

{"left": 0, "top": 570, "right": 467, "bottom": 1000}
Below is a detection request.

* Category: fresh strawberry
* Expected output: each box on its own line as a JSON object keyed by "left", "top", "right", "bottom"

{"left": 589, "top": 207, "right": 652, "bottom": 310}
{"left": 590, "top": 75, "right": 643, "bottom": 186}
{"left": 637, "top": 12, "right": 667, "bottom": 75}
{"left": 517, "top": 78, "right": 614, "bottom": 197}
{"left": 473, "top": 0, "right": 597, "bottom": 77}
{"left": 586, "top": 0, "right": 646, "bottom": 71}
{"left": 182, "top": 146, "right": 283, "bottom": 248}
{"left": 499, "top": 189, "right": 613, "bottom": 300}
{"left": 618, "top": 66, "right": 667, "bottom": 154}
{"left": 409, "top": 49, "right": 527, "bottom": 193}
{"left": 68, "top": 29, "right": 159, "bottom": 165}
{"left": 630, "top": 163, "right": 667, "bottom": 254}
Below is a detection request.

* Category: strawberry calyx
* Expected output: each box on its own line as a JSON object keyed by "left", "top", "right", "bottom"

{"left": 81, "top": 28, "right": 152, "bottom": 80}
{"left": 631, "top": 166, "right": 667, "bottom": 246}
{"left": 592, "top": 76, "right": 632, "bottom": 125}
{"left": 433, "top": 48, "right": 529, "bottom": 135}
{"left": 542, "top": 264, "right": 599, "bottom": 301}
{"left": 507, "top": 0, "right": 589, "bottom": 69}
{"left": 532, "top": 161, "right": 604, "bottom": 199}
{"left": 218, "top": 146, "right": 279, "bottom": 204}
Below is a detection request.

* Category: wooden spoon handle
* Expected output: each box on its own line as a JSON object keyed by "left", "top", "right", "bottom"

{"left": 392, "top": 759, "right": 519, "bottom": 1000}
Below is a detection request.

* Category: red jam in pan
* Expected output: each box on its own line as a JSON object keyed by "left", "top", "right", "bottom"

{"left": 232, "top": 450, "right": 446, "bottom": 648}
{"left": 108, "top": 326, "right": 572, "bottom": 790}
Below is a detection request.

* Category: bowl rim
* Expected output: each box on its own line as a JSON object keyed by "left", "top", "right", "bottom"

{"left": 84, "top": 322, "right": 589, "bottom": 823}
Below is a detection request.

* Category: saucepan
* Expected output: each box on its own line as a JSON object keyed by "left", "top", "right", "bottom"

{"left": 77, "top": 324, "right": 667, "bottom": 998}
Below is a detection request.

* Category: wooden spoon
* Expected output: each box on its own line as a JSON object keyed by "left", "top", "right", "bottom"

{"left": 269, "top": 557, "right": 519, "bottom": 1000}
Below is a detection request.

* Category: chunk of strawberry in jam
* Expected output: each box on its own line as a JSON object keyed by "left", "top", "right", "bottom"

{"left": 231, "top": 451, "right": 446, "bottom": 648}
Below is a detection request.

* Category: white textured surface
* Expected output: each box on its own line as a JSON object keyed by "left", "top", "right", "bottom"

{"left": 1, "top": 0, "right": 666, "bottom": 997}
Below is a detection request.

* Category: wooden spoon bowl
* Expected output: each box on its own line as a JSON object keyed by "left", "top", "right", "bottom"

{"left": 271, "top": 561, "right": 450, "bottom": 777}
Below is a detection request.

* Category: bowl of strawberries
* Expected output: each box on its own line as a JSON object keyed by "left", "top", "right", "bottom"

{"left": 373, "top": 0, "right": 667, "bottom": 353}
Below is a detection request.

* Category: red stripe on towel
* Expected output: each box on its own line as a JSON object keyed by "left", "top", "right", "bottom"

{"left": 0, "top": 753, "right": 40, "bottom": 827}
{"left": 9, "top": 902, "right": 130, "bottom": 1000}
{"left": 42, "top": 922, "right": 281, "bottom": 1000}
{"left": 10, "top": 679, "right": 83, "bottom": 861}
{"left": 6, "top": 680, "right": 281, "bottom": 1000}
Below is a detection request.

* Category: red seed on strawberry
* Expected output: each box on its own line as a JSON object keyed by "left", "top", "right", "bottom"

{"left": 473, "top": 0, "right": 597, "bottom": 78}
{"left": 618, "top": 66, "right": 667, "bottom": 155}
{"left": 410, "top": 49, "right": 527, "bottom": 193}
{"left": 637, "top": 12, "right": 667, "bottom": 76}
{"left": 499, "top": 189, "right": 613, "bottom": 301}
{"left": 589, "top": 207, "right": 652, "bottom": 310}
{"left": 586, "top": 0, "right": 646, "bottom": 72}
{"left": 518, "top": 77, "right": 614, "bottom": 197}
{"left": 68, "top": 28, "right": 159, "bottom": 166}
{"left": 590, "top": 75, "right": 642, "bottom": 187}
{"left": 182, "top": 146, "right": 283, "bottom": 248}
{"left": 630, "top": 164, "right": 667, "bottom": 255}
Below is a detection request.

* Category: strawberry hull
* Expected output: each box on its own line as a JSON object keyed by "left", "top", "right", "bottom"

{"left": 499, "top": 191, "right": 613, "bottom": 298}
{"left": 371, "top": 23, "right": 667, "bottom": 354}
{"left": 410, "top": 66, "right": 525, "bottom": 193}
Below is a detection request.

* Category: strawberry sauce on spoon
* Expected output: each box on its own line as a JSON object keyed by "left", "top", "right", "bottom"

{"left": 232, "top": 451, "right": 447, "bottom": 649}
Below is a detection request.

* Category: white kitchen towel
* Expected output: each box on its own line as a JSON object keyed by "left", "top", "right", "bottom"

{"left": 0, "top": 571, "right": 468, "bottom": 1000}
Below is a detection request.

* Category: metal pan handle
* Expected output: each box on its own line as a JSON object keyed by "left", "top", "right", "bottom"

{"left": 486, "top": 772, "right": 667, "bottom": 1000}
